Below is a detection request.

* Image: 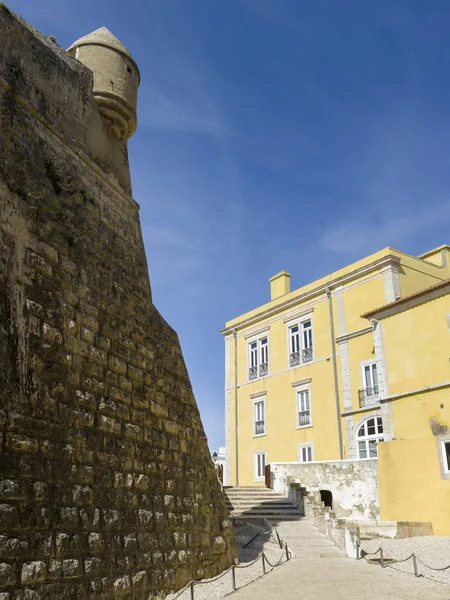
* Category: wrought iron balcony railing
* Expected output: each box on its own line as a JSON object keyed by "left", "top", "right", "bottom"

{"left": 290, "top": 351, "right": 301, "bottom": 367}
{"left": 302, "top": 347, "right": 313, "bottom": 363}
{"left": 298, "top": 410, "right": 311, "bottom": 427}
{"left": 358, "top": 386, "right": 380, "bottom": 408}
{"left": 259, "top": 362, "right": 268, "bottom": 377}
{"left": 249, "top": 366, "right": 257, "bottom": 380}
{"left": 255, "top": 421, "right": 265, "bottom": 435}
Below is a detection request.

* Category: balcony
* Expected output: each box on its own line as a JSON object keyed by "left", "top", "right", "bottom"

{"left": 290, "top": 348, "right": 313, "bottom": 367}
{"left": 249, "top": 366, "right": 257, "bottom": 380}
{"left": 255, "top": 420, "right": 265, "bottom": 435}
{"left": 358, "top": 386, "right": 380, "bottom": 408}
{"left": 290, "top": 351, "right": 301, "bottom": 367}
{"left": 259, "top": 362, "right": 268, "bottom": 377}
{"left": 302, "top": 347, "right": 313, "bottom": 363}
{"left": 298, "top": 410, "right": 311, "bottom": 427}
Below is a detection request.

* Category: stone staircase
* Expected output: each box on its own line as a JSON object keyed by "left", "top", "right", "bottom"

{"left": 275, "top": 519, "right": 346, "bottom": 559}
{"left": 224, "top": 486, "right": 346, "bottom": 559}
{"left": 224, "top": 486, "right": 303, "bottom": 522}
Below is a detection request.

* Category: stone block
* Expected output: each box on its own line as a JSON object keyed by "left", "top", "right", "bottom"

{"left": 0, "top": 563, "right": 16, "bottom": 586}
{"left": 21, "top": 561, "right": 47, "bottom": 584}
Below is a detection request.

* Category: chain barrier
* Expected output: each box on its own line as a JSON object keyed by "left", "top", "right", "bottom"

{"left": 356, "top": 540, "right": 450, "bottom": 582}
{"left": 170, "top": 526, "right": 291, "bottom": 600}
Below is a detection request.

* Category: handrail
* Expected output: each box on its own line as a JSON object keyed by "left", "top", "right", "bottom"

{"left": 169, "top": 525, "right": 291, "bottom": 599}
{"left": 356, "top": 540, "right": 450, "bottom": 582}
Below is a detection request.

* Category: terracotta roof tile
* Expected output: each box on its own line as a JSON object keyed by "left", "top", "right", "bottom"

{"left": 361, "top": 278, "right": 450, "bottom": 319}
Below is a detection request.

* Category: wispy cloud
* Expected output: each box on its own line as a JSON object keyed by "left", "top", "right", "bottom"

{"left": 319, "top": 199, "right": 450, "bottom": 254}
{"left": 144, "top": 225, "right": 198, "bottom": 252}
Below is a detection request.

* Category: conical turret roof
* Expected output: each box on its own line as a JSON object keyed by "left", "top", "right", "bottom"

{"left": 67, "top": 27, "right": 139, "bottom": 77}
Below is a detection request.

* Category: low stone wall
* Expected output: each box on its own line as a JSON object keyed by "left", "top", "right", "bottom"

{"left": 271, "top": 459, "right": 379, "bottom": 520}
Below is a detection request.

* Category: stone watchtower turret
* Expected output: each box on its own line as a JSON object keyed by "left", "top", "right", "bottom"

{"left": 68, "top": 27, "right": 140, "bottom": 139}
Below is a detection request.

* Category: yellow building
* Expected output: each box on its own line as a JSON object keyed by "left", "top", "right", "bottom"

{"left": 362, "top": 280, "right": 450, "bottom": 535}
{"left": 222, "top": 245, "right": 450, "bottom": 489}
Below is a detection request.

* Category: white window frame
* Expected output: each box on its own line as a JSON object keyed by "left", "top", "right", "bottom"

{"left": 252, "top": 395, "right": 266, "bottom": 437}
{"left": 286, "top": 313, "right": 314, "bottom": 369}
{"left": 437, "top": 436, "right": 450, "bottom": 480}
{"left": 247, "top": 332, "right": 270, "bottom": 381}
{"left": 294, "top": 383, "right": 312, "bottom": 429}
{"left": 254, "top": 451, "right": 267, "bottom": 482}
{"left": 356, "top": 416, "right": 383, "bottom": 459}
{"left": 298, "top": 442, "right": 314, "bottom": 462}
{"left": 358, "top": 360, "right": 380, "bottom": 409}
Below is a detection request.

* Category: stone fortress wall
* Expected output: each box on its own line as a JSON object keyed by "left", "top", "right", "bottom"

{"left": 0, "top": 5, "right": 236, "bottom": 598}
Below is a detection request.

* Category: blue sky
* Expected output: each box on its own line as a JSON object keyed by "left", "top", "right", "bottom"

{"left": 9, "top": 0, "right": 450, "bottom": 449}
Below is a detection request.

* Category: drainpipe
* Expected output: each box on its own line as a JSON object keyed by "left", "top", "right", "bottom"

{"left": 233, "top": 328, "right": 239, "bottom": 486}
{"left": 326, "top": 287, "right": 344, "bottom": 460}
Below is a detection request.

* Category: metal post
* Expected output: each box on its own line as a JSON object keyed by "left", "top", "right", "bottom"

{"left": 326, "top": 288, "right": 343, "bottom": 459}
{"left": 232, "top": 566, "right": 236, "bottom": 590}
{"left": 285, "top": 543, "right": 289, "bottom": 561}
{"left": 356, "top": 541, "right": 360, "bottom": 560}
{"left": 380, "top": 547, "right": 384, "bottom": 568}
{"left": 234, "top": 328, "right": 239, "bottom": 486}
{"left": 189, "top": 582, "right": 194, "bottom": 600}
{"left": 275, "top": 528, "right": 283, "bottom": 549}
{"left": 262, "top": 553, "right": 266, "bottom": 574}
{"left": 413, "top": 554, "right": 419, "bottom": 577}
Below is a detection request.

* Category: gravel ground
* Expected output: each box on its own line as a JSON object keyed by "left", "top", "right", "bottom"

{"left": 165, "top": 520, "right": 287, "bottom": 600}
{"left": 361, "top": 536, "right": 450, "bottom": 585}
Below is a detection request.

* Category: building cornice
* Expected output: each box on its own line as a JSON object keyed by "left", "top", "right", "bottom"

{"left": 380, "top": 381, "right": 450, "bottom": 403}
{"left": 291, "top": 378, "right": 312, "bottom": 387}
{"left": 336, "top": 326, "right": 373, "bottom": 344}
{"left": 341, "top": 405, "right": 381, "bottom": 417}
{"left": 221, "top": 254, "right": 401, "bottom": 336}
{"left": 283, "top": 308, "right": 314, "bottom": 324}
{"left": 250, "top": 390, "right": 267, "bottom": 399}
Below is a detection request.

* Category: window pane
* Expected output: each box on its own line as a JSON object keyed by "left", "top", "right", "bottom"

{"left": 445, "top": 442, "right": 450, "bottom": 471}
{"left": 358, "top": 441, "right": 367, "bottom": 459}
{"left": 368, "top": 440, "right": 378, "bottom": 458}
{"left": 256, "top": 454, "right": 265, "bottom": 478}
{"left": 291, "top": 327, "right": 299, "bottom": 353}
{"left": 298, "top": 390, "right": 310, "bottom": 412}
{"left": 364, "top": 365, "right": 371, "bottom": 388}
{"left": 250, "top": 342, "right": 258, "bottom": 368}
{"left": 367, "top": 418, "right": 376, "bottom": 436}
{"left": 357, "top": 418, "right": 383, "bottom": 458}
{"left": 307, "top": 447, "right": 312, "bottom": 461}
{"left": 260, "top": 338, "right": 267, "bottom": 365}
{"left": 372, "top": 364, "right": 378, "bottom": 387}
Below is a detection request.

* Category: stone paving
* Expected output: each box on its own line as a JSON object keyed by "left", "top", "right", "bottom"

{"left": 229, "top": 519, "right": 450, "bottom": 599}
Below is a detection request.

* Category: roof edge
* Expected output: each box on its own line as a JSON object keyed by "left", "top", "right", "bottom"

{"left": 361, "top": 278, "right": 450, "bottom": 320}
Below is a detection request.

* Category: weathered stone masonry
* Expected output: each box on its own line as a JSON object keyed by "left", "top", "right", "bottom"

{"left": 0, "top": 6, "right": 236, "bottom": 599}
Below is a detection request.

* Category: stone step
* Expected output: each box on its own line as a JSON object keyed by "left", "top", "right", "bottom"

{"left": 235, "top": 513, "right": 304, "bottom": 520}
{"left": 291, "top": 548, "right": 346, "bottom": 559}
{"left": 227, "top": 501, "right": 294, "bottom": 507}
{"left": 226, "top": 495, "right": 289, "bottom": 501}
{"left": 232, "top": 507, "right": 302, "bottom": 513}
{"left": 295, "top": 540, "right": 336, "bottom": 548}
{"left": 224, "top": 486, "right": 273, "bottom": 490}
{"left": 225, "top": 490, "right": 286, "bottom": 494}
{"left": 226, "top": 494, "right": 287, "bottom": 500}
